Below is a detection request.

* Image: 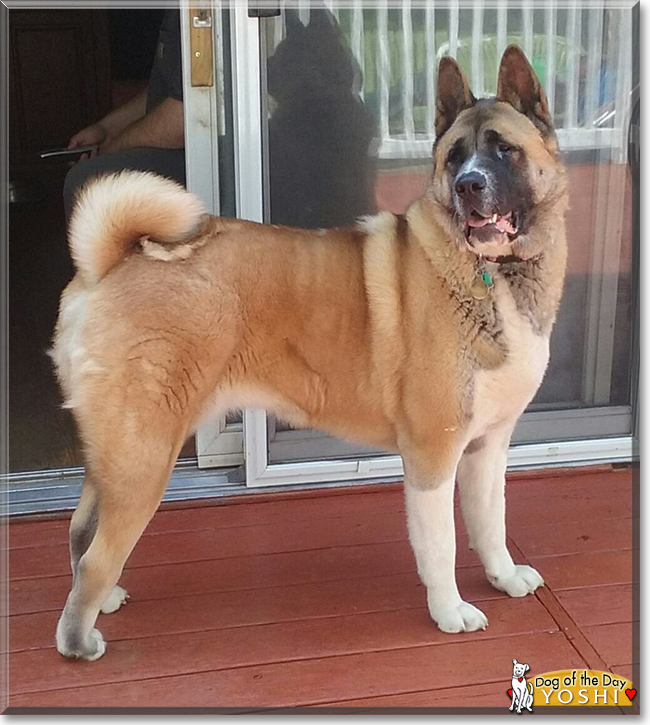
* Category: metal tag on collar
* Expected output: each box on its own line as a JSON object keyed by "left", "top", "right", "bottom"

{"left": 471, "top": 256, "right": 494, "bottom": 300}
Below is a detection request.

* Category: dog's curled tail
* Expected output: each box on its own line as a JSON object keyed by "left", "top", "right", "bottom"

{"left": 68, "top": 170, "right": 206, "bottom": 285}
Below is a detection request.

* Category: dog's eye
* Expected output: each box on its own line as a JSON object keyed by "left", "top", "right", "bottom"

{"left": 447, "top": 143, "right": 465, "bottom": 166}
{"left": 497, "top": 143, "right": 514, "bottom": 157}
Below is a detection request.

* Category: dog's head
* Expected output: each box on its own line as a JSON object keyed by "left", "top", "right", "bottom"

{"left": 267, "top": 9, "right": 357, "bottom": 105}
{"left": 512, "top": 659, "right": 530, "bottom": 678}
{"left": 429, "top": 45, "right": 566, "bottom": 259}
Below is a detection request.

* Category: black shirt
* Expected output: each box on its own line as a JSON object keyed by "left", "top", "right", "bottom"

{"left": 146, "top": 10, "right": 183, "bottom": 112}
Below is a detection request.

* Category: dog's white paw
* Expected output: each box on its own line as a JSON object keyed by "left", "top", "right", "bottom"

{"left": 86, "top": 628, "right": 107, "bottom": 661}
{"left": 56, "top": 626, "right": 106, "bottom": 661}
{"left": 489, "top": 564, "right": 544, "bottom": 598}
{"left": 429, "top": 599, "right": 489, "bottom": 633}
{"left": 100, "top": 585, "right": 130, "bottom": 614}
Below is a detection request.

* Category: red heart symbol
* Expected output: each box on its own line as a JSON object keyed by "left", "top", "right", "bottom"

{"left": 518, "top": 677, "right": 524, "bottom": 682}
{"left": 508, "top": 688, "right": 513, "bottom": 699}
{"left": 625, "top": 689, "right": 637, "bottom": 701}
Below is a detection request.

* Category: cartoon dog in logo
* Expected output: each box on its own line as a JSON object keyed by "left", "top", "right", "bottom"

{"left": 509, "top": 659, "right": 534, "bottom": 713}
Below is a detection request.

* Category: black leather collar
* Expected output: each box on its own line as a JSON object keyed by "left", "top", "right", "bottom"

{"left": 486, "top": 253, "right": 540, "bottom": 264}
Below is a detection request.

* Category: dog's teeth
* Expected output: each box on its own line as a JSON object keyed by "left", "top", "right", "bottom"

{"left": 491, "top": 214, "right": 498, "bottom": 223}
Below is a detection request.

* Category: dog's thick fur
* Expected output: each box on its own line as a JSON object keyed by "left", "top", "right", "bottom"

{"left": 51, "top": 46, "right": 568, "bottom": 660}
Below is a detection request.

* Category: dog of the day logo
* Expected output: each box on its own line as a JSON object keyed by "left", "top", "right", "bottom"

{"left": 508, "top": 659, "right": 534, "bottom": 713}
{"left": 507, "top": 662, "right": 636, "bottom": 710}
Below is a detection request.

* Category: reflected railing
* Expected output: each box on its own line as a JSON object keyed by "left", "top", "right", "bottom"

{"left": 270, "top": 1, "right": 633, "bottom": 159}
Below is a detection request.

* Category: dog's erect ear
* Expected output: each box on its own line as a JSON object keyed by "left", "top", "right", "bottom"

{"left": 308, "top": 7, "right": 336, "bottom": 31}
{"left": 285, "top": 10, "right": 305, "bottom": 36}
{"left": 435, "top": 56, "right": 475, "bottom": 139}
{"left": 513, "top": 659, "right": 518, "bottom": 665}
{"left": 497, "top": 45, "right": 553, "bottom": 135}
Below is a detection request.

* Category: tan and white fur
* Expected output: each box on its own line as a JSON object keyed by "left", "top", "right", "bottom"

{"left": 51, "top": 46, "right": 568, "bottom": 660}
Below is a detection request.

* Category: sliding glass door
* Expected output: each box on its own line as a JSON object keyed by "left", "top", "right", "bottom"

{"left": 222, "top": 1, "right": 637, "bottom": 486}
{"left": 6, "top": 2, "right": 637, "bottom": 514}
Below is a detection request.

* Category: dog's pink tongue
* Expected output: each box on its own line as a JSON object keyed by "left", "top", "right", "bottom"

{"left": 467, "top": 212, "right": 516, "bottom": 233}
{"left": 467, "top": 215, "right": 491, "bottom": 228}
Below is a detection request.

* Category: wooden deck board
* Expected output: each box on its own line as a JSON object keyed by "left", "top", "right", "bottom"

{"left": 9, "top": 632, "right": 586, "bottom": 708}
{"left": 323, "top": 682, "right": 508, "bottom": 708}
{"left": 580, "top": 622, "right": 636, "bottom": 669}
{"left": 526, "top": 550, "right": 633, "bottom": 590}
{"left": 555, "top": 584, "right": 637, "bottom": 627}
{"left": 12, "top": 567, "right": 525, "bottom": 653}
{"left": 507, "top": 517, "right": 634, "bottom": 558}
{"left": 10, "top": 598, "right": 557, "bottom": 696}
{"left": 8, "top": 510, "right": 413, "bottom": 580}
{"left": 7, "top": 467, "right": 636, "bottom": 710}
{"left": 8, "top": 487, "right": 408, "bottom": 550}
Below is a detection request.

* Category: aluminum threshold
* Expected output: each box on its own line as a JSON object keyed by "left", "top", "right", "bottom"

{"left": 4, "top": 435, "right": 636, "bottom": 517}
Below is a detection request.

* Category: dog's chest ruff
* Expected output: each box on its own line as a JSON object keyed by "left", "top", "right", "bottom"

{"left": 469, "top": 274, "right": 549, "bottom": 435}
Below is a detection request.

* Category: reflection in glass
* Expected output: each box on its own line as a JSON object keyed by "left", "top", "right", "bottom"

{"left": 263, "top": 3, "right": 634, "bottom": 415}
{"left": 267, "top": 9, "right": 377, "bottom": 229}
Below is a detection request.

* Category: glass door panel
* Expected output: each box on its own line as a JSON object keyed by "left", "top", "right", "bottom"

{"left": 257, "top": 2, "right": 635, "bottom": 468}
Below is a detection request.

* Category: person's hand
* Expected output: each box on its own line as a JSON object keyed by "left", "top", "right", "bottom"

{"left": 67, "top": 123, "right": 107, "bottom": 162}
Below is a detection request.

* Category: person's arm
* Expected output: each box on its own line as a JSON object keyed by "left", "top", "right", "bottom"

{"left": 101, "top": 97, "right": 184, "bottom": 154}
{"left": 67, "top": 88, "right": 149, "bottom": 154}
{"left": 97, "top": 88, "right": 149, "bottom": 139}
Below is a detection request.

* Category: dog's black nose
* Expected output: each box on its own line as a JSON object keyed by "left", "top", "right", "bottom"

{"left": 455, "top": 171, "right": 486, "bottom": 198}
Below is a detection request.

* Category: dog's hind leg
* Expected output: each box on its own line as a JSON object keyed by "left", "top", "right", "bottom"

{"left": 68, "top": 476, "right": 129, "bottom": 616}
{"left": 457, "top": 422, "right": 544, "bottom": 598}
{"left": 56, "top": 405, "right": 186, "bottom": 661}
{"left": 69, "top": 475, "right": 98, "bottom": 579}
{"left": 56, "top": 457, "right": 177, "bottom": 660}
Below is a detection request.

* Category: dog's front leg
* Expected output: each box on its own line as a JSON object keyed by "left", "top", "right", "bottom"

{"left": 403, "top": 463, "right": 488, "bottom": 633}
{"left": 517, "top": 691, "right": 525, "bottom": 714}
{"left": 457, "top": 423, "right": 544, "bottom": 598}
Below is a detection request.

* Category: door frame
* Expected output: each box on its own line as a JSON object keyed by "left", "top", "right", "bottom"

{"left": 182, "top": 3, "right": 246, "bottom": 468}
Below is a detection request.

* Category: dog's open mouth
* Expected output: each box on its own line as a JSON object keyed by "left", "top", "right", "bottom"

{"left": 464, "top": 211, "right": 519, "bottom": 243}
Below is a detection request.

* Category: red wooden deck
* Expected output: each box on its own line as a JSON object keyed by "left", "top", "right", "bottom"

{"left": 6, "top": 466, "right": 637, "bottom": 712}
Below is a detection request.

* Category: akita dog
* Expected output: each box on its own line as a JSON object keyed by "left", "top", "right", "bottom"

{"left": 51, "top": 45, "right": 567, "bottom": 660}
